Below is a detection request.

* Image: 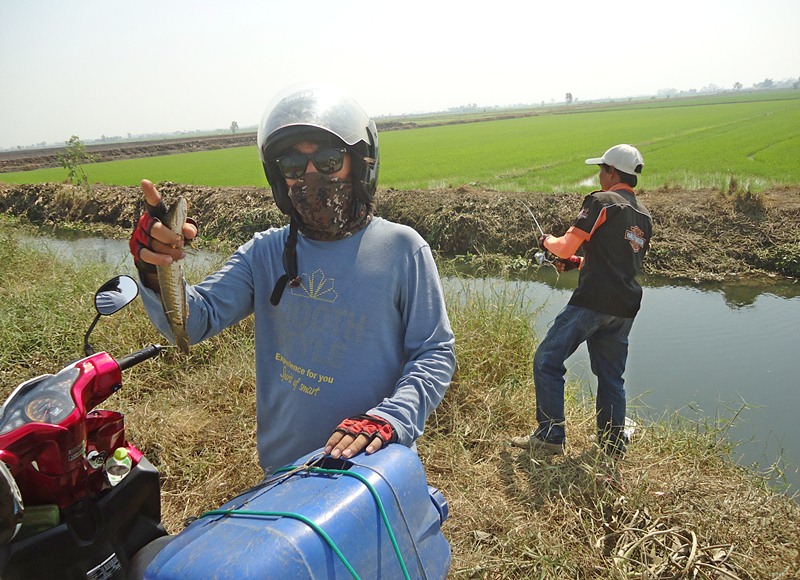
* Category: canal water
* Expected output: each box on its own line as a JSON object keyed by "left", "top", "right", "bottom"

{"left": 18, "top": 233, "right": 800, "bottom": 496}
{"left": 446, "top": 268, "right": 800, "bottom": 496}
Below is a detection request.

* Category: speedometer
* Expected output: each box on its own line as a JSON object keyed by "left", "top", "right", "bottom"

{"left": 0, "top": 366, "right": 79, "bottom": 435}
{"left": 24, "top": 392, "right": 73, "bottom": 424}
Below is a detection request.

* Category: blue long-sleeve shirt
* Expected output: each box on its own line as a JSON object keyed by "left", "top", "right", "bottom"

{"left": 140, "top": 217, "right": 456, "bottom": 474}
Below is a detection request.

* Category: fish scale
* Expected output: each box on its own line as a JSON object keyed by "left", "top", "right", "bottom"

{"left": 156, "top": 196, "right": 190, "bottom": 354}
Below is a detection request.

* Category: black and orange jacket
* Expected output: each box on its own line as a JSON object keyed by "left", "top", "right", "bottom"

{"left": 544, "top": 185, "right": 652, "bottom": 318}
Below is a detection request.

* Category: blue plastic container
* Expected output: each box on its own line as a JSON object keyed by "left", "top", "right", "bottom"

{"left": 144, "top": 445, "right": 450, "bottom": 579}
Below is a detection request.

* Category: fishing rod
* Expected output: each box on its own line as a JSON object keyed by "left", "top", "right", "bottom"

{"left": 522, "top": 203, "right": 546, "bottom": 238}
{"left": 521, "top": 202, "right": 553, "bottom": 266}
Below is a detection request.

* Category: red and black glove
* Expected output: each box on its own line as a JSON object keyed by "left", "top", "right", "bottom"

{"left": 335, "top": 414, "right": 397, "bottom": 446}
{"left": 129, "top": 210, "right": 162, "bottom": 274}
{"left": 129, "top": 201, "right": 197, "bottom": 275}
{"left": 555, "top": 256, "right": 582, "bottom": 271}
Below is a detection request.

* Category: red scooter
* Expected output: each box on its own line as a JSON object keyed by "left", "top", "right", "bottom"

{"left": 0, "top": 275, "right": 167, "bottom": 580}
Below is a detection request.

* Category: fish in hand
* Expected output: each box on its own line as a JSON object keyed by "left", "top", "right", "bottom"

{"left": 155, "top": 196, "right": 190, "bottom": 354}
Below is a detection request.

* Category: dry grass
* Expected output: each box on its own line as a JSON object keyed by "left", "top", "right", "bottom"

{"left": 116, "top": 319, "right": 264, "bottom": 525}
{"left": 418, "top": 281, "right": 800, "bottom": 579}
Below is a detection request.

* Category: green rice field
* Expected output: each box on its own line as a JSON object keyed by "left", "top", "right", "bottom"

{"left": 3, "top": 91, "right": 799, "bottom": 192}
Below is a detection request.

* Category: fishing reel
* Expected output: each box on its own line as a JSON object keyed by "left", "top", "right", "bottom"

{"left": 534, "top": 250, "right": 553, "bottom": 266}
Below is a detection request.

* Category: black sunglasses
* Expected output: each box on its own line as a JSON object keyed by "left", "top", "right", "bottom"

{"left": 276, "top": 148, "right": 347, "bottom": 179}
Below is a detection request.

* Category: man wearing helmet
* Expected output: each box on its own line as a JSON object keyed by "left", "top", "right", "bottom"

{"left": 129, "top": 86, "right": 456, "bottom": 475}
{"left": 511, "top": 144, "right": 652, "bottom": 460}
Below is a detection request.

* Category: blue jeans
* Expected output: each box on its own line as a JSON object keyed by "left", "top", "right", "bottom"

{"left": 533, "top": 304, "right": 634, "bottom": 453}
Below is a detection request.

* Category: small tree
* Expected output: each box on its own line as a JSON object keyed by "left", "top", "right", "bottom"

{"left": 565, "top": 92, "right": 573, "bottom": 105}
{"left": 733, "top": 82, "right": 742, "bottom": 91}
{"left": 230, "top": 121, "right": 239, "bottom": 134}
{"left": 57, "top": 135, "right": 96, "bottom": 190}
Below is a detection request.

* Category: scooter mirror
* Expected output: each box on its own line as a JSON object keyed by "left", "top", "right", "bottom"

{"left": 94, "top": 275, "right": 140, "bottom": 316}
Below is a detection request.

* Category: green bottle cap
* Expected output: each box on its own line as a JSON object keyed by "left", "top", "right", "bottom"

{"left": 113, "top": 448, "right": 129, "bottom": 461}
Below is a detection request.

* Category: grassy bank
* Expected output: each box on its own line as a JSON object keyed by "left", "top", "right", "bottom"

{"left": 1, "top": 228, "right": 798, "bottom": 578}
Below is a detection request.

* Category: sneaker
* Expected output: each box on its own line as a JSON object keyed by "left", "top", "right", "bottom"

{"left": 509, "top": 434, "right": 565, "bottom": 455}
{"left": 595, "top": 418, "right": 635, "bottom": 459}
{"left": 605, "top": 440, "right": 627, "bottom": 460}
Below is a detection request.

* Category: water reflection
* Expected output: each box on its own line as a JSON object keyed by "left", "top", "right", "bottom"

{"left": 641, "top": 275, "right": 799, "bottom": 308}
{"left": 18, "top": 228, "right": 226, "bottom": 274}
{"left": 452, "top": 260, "right": 799, "bottom": 308}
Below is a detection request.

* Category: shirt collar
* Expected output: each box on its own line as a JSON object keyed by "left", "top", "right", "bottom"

{"left": 611, "top": 183, "right": 635, "bottom": 194}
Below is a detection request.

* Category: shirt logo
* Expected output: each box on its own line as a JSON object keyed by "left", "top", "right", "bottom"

{"left": 625, "top": 226, "right": 646, "bottom": 252}
{"left": 291, "top": 269, "right": 338, "bottom": 302}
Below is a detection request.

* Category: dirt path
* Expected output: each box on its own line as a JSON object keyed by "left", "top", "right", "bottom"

{"left": 1, "top": 181, "right": 798, "bottom": 282}
{"left": 0, "top": 134, "right": 257, "bottom": 173}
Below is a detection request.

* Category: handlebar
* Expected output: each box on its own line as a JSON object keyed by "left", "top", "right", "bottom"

{"left": 116, "top": 344, "right": 164, "bottom": 371}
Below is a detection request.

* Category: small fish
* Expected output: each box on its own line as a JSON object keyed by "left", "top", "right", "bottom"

{"left": 155, "top": 196, "right": 190, "bottom": 354}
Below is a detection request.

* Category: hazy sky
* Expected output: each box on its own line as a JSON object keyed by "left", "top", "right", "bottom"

{"left": 1, "top": 0, "right": 798, "bottom": 149}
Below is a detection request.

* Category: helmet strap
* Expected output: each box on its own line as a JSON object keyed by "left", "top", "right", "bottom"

{"left": 270, "top": 212, "right": 302, "bottom": 306}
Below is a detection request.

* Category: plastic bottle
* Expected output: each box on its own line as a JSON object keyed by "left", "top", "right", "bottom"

{"left": 18, "top": 505, "right": 60, "bottom": 539}
{"left": 105, "top": 447, "right": 132, "bottom": 486}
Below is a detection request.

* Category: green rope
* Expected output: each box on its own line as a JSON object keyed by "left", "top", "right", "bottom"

{"left": 201, "top": 508, "right": 361, "bottom": 579}
{"left": 306, "top": 467, "right": 412, "bottom": 580}
{"left": 200, "top": 465, "right": 412, "bottom": 580}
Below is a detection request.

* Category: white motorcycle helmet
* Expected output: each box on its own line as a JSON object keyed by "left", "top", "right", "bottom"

{"left": 257, "top": 85, "right": 380, "bottom": 215}
{"left": 0, "top": 461, "right": 23, "bottom": 544}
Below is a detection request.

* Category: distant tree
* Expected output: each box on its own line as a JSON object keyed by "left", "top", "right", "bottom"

{"left": 565, "top": 92, "right": 573, "bottom": 105}
{"left": 754, "top": 78, "right": 774, "bottom": 89}
{"left": 733, "top": 82, "right": 742, "bottom": 91}
{"left": 57, "top": 135, "right": 96, "bottom": 190}
{"left": 230, "top": 121, "right": 239, "bottom": 134}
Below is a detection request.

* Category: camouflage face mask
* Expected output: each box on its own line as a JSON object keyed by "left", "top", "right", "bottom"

{"left": 288, "top": 173, "right": 371, "bottom": 241}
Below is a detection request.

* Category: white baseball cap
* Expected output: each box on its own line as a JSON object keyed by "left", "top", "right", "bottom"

{"left": 585, "top": 144, "right": 644, "bottom": 175}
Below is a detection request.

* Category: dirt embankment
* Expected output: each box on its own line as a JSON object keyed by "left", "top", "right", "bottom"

{"left": 1, "top": 181, "right": 798, "bottom": 282}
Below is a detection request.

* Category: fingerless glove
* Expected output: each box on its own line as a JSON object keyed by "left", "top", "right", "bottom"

{"left": 335, "top": 414, "right": 397, "bottom": 445}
